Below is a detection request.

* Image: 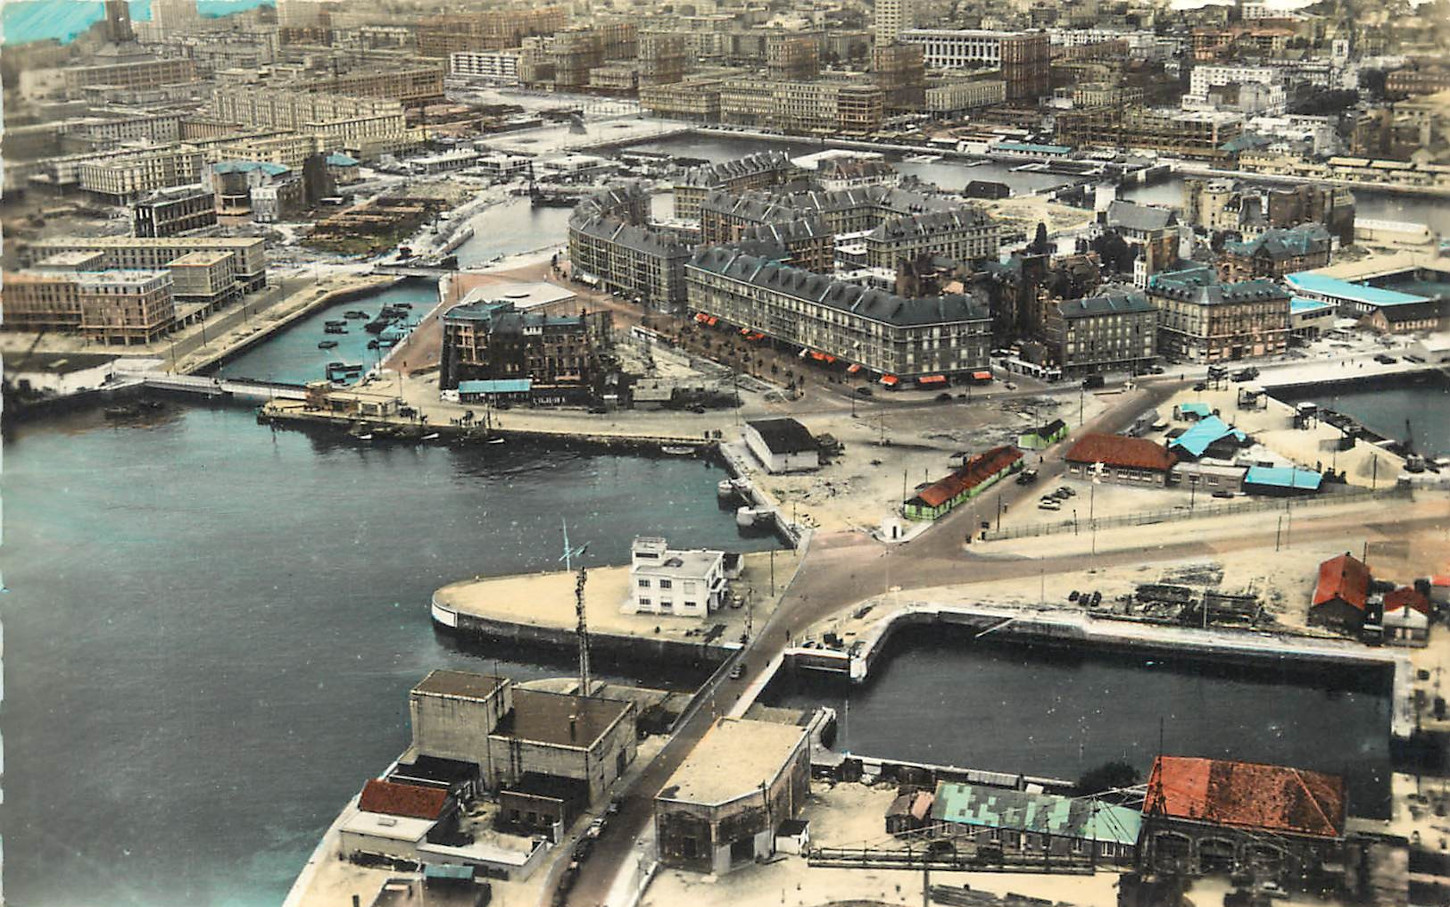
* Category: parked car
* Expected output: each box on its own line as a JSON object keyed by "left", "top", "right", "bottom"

{"left": 936, "top": 391, "right": 954, "bottom": 402}
{"left": 1212, "top": 490, "right": 1235, "bottom": 499}
{"left": 1015, "top": 469, "right": 1039, "bottom": 485}
{"left": 1375, "top": 353, "right": 1397, "bottom": 364}
{"left": 1081, "top": 374, "right": 1105, "bottom": 389}
{"left": 1193, "top": 382, "right": 1207, "bottom": 391}
{"left": 1038, "top": 498, "right": 1062, "bottom": 511}
{"left": 587, "top": 817, "right": 606, "bottom": 839}
{"left": 1003, "top": 381, "right": 1017, "bottom": 390}
{"left": 855, "top": 386, "right": 874, "bottom": 397}
{"left": 1055, "top": 486, "right": 1076, "bottom": 497}
{"left": 728, "top": 662, "right": 746, "bottom": 680}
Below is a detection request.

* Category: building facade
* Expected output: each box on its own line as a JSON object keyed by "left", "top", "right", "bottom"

{"left": 439, "top": 300, "right": 613, "bottom": 392}
{"left": 863, "top": 208, "right": 1002, "bottom": 270}
{"left": 131, "top": 184, "right": 217, "bottom": 237}
{"left": 1044, "top": 290, "right": 1159, "bottom": 378}
{"left": 656, "top": 718, "right": 811, "bottom": 875}
{"left": 1146, "top": 269, "right": 1290, "bottom": 363}
{"left": 687, "top": 248, "right": 993, "bottom": 381}
{"left": 28, "top": 236, "right": 267, "bottom": 294}
{"left": 627, "top": 537, "right": 727, "bottom": 618}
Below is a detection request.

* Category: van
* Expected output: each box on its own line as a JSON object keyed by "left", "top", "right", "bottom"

{"left": 1081, "top": 374, "right": 1105, "bottom": 389}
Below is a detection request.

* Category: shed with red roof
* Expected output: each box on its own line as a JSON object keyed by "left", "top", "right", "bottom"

{"left": 1309, "top": 553, "right": 1371, "bottom": 631}
{"left": 1064, "top": 433, "right": 1176, "bottom": 486}
{"left": 1139, "top": 756, "right": 1346, "bottom": 881}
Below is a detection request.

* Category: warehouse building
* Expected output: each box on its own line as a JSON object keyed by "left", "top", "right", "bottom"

{"left": 656, "top": 718, "right": 811, "bottom": 874}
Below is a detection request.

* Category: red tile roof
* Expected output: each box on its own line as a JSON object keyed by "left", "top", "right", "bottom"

{"left": 1312, "top": 553, "right": 1370, "bottom": 612}
{"left": 912, "top": 446, "right": 1022, "bottom": 508}
{"left": 1064, "top": 433, "right": 1176, "bottom": 472}
{"left": 1144, "top": 756, "right": 1345, "bottom": 838}
{"left": 358, "top": 779, "right": 451, "bottom": 821}
{"left": 1384, "top": 585, "right": 1431, "bottom": 614}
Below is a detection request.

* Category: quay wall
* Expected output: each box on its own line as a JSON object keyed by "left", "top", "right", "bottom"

{"left": 430, "top": 593, "right": 738, "bottom": 669}
{"left": 195, "top": 277, "right": 402, "bottom": 376}
{"left": 847, "top": 603, "right": 1414, "bottom": 738}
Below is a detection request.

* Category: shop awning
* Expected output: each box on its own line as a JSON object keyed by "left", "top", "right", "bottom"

{"left": 972, "top": 370, "right": 992, "bottom": 381}
{"left": 799, "top": 348, "right": 811, "bottom": 358}
{"left": 846, "top": 363, "right": 862, "bottom": 374}
{"left": 746, "top": 332, "right": 766, "bottom": 341}
{"left": 880, "top": 374, "right": 899, "bottom": 386}
{"left": 917, "top": 375, "right": 947, "bottom": 386}
{"left": 740, "top": 327, "right": 751, "bottom": 335}
{"left": 706, "top": 315, "right": 718, "bottom": 326}
{"left": 694, "top": 312, "right": 709, "bottom": 323}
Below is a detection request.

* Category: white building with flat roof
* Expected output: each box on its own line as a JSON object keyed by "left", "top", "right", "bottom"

{"left": 626, "top": 537, "right": 727, "bottom": 618}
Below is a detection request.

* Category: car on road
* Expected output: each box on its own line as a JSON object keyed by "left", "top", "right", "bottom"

{"left": 1193, "top": 382, "right": 1207, "bottom": 391}
{"left": 572, "top": 838, "right": 594, "bottom": 861}
{"left": 728, "top": 662, "right": 746, "bottom": 680}
{"left": 689, "top": 404, "right": 707, "bottom": 413}
{"left": 1038, "top": 498, "right": 1062, "bottom": 511}
{"left": 1053, "top": 486, "right": 1076, "bottom": 498}
{"left": 855, "top": 386, "right": 874, "bottom": 397}
{"left": 1375, "top": 353, "right": 1397, "bottom": 364}
{"left": 1081, "top": 374, "right": 1105, "bottom": 389}
{"left": 587, "top": 817, "right": 606, "bottom": 839}
{"left": 1212, "top": 490, "right": 1235, "bottom": 499}
{"left": 1015, "top": 469, "right": 1039, "bottom": 485}
{"left": 935, "top": 391, "right": 954, "bottom": 402}
{"left": 1003, "top": 381, "right": 1017, "bottom": 390}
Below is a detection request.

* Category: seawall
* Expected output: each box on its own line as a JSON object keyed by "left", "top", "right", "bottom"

{"left": 844, "top": 602, "right": 1415, "bottom": 738}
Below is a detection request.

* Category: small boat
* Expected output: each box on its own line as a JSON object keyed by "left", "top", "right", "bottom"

{"left": 662, "top": 445, "right": 694, "bottom": 456}
{"left": 355, "top": 433, "right": 374, "bottom": 441}
{"left": 344, "top": 310, "right": 368, "bottom": 319}
{"left": 487, "top": 437, "right": 506, "bottom": 445}
{"left": 422, "top": 432, "right": 440, "bottom": 441}
{"left": 324, "top": 320, "right": 347, "bottom": 328}
{"left": 318, "top": 340, "right": 339, "bottom": 349}
{"left": 324, "top": 324, "right": 348, "bottom": 334}
{"left": 394, "top": 302, "right": 413, "bottom": 309}
{"left": 367, "top": 339, "right": 380, "bottom": 350}
{"left": 104, "top": 404, "right": 142, "bottom": 419}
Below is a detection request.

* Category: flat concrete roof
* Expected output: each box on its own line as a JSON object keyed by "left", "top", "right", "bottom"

{"left": 458, "top": 280, "right": 576, "bottom": 311}
{"left": 495, "top": 688, "right": 632, "bottom": 750}
{"left": 658, "top": 717, "right": 807, "bottom": 807}
{"left": 413, "top": 670, "right": 508, "bottom": 702}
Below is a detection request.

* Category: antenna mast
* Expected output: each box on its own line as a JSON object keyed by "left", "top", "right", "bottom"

{"left": 561, "top": 520, "right": 592, "bottom": 697}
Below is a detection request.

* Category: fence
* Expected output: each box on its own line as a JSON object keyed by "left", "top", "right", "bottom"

{"left": 983, "top": 484, "right": 1413, "bottom": 542}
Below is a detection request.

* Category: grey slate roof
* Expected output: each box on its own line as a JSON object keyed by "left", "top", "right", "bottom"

{"left": 680, "top": 151, "right": 793, "bottom": 188}
{"left": 570, "top": 213, "right": 693, "bottom": 258}
{"left": 1056, "top": 289, "right": 1155, "bottom": 319}
{"left": 1105, "top": 199, "right": 1177, "bottom": 233}
{"left": 688, "top": 247, "right": 991, "bottom": 327}
{"left": 866, "top": 207, "right": 993, "bottom": 241}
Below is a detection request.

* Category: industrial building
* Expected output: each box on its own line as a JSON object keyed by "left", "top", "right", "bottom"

{"left": 927, "top": 782, "right": 1142, "bottom": 865}
{"left": 1140, "top": 756, "right": 1346, "bottom": 882}
{"left": 743, "top": 418, "right": 820, "bottom": 474}
{"left": 655, "top": 718, "right": 811, "bottom": 874}
{"left": 409, "top": 670, "right": 638, "bottom": 824}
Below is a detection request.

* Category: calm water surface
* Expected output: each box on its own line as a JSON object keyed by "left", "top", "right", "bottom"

{"left": 764, "top": 624, "right": 1393, "bottom": 819}
{"left": 1, "top": 403, "right": 774, "bottom": 907}
{"left": 218, "top": 279, "right": 437, "bottom": 386}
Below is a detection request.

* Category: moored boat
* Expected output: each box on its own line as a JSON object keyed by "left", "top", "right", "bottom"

{"left": 318, "top": 340, "right": 339, "bottom": 349}
{"left": 661, "top": 445, "right": 694, "bottom": 456}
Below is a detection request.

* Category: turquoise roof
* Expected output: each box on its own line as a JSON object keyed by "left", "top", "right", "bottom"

{"left": 458, "top": 379, "right": 532, "bottom": 394}
{"left": 930, "top": 782, "right": 1141, "bottom": 846}
{"left": 996, "top": 142, "right": 1073, "bottom": 155}
{"left": 1244, "top": 466, "right": 1322, "bottom": 490}
{"left": 1170, "top": 415, "right": 1245, "bottom": 458}
{"left": 1285, "top": 273, "right": 1430, "bottom": 307}
{"left": 326, "top": 152, "right": 359, "bottom": 166}
{"left": 1177, "top": 402, "right": 1212, "bottom": 418}
{"left": 424, "top": 864, "right": 474, "bottom": 880}
{"left": 1290, "top": 296, "right": 1333, "bottom": 314}
{"left": 212, "top": 160, "right": 290, "bottom": 176}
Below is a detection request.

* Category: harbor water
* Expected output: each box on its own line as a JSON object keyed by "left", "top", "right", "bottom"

{"left": 1272, "top": 372, "right": 1450, "bottom": 458}
{"left": 0, "top": 403, "right": 775, "bottom": 907}
{"left": 215, "top": 278, "right": 439, "bottom": 386}
{"left": 763, "top": 623, "right": 1394, "bottom": 818}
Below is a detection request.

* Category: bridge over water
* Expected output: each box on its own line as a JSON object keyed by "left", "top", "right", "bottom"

{"left": 124, "top": 370, "right": 310, "bottom": 402}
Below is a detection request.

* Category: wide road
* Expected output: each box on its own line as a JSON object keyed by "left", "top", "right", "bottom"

{"left": 563, "top": 377, "right": 1445, "bottom": 906}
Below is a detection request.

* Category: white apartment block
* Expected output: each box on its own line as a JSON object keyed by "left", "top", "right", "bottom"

{"left": 626, "top": 538, "right": 727, "bottom": 619}
{"left": 449, "top": 50, "right": 522, "bottom": 86}
{"left": 1188, "top": 64, "right": 1282, "bottom": 99}
{"left": 901, "top": 28, "right": 1010, "bottom": 68}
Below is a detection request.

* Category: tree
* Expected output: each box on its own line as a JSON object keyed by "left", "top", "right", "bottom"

{"left": 1075, "top": 760, "right": 1141, "bottom": 797}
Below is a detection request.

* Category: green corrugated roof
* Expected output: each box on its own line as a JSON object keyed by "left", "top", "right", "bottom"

{"left": 929, "top": 782, "right": 1141, "bottom": 846}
